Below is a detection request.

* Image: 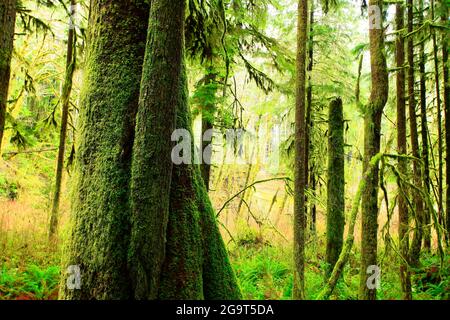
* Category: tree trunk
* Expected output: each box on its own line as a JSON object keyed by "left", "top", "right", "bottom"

{"left": 305, "top": 1, "right": 314, "bottom": 229}
{"left": 293, "top": 0, "right": 308, "bottom": 300}
{"left": 129, "top": 0, "right": 241, "bottom": 299}
{"left": 419, "top": 0, "right": 431, "bottom": 250}
{"left": 128, "top": 0, "right": 185, "bottom": 299}
{"left": 359, "top": 0, "right": 389, "bottom": 300}
{"left": 408, "top": 0, "right": 425, "bottom": 266}
{"left": 49, "top": 0, "right": 77, "bottom": 240}
{"left": 441, "top": 0, "right": 450, "bottom": 244}
{"left": 395, "top": 2, "right": 412, "bottom": 299}
{"left": 200, "top": 71, "right": 218, "bottom": 191}
{"left": 431, "top": 0, "right": 443, "bottom": 231}
{"left": 60, "top": 0, "right": 149, "bottom": 299}
{"left": 0, "top": 0, "right": 16, "bottom": 156}
{"left": 325, "top": 97, "right": 345, "bottom": 279}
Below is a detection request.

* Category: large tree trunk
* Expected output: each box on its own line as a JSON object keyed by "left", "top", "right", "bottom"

{"left": 49, "top": 0, "right": 77, "bottom": 240}
{"left": 293, "top": 0, "right": 308, "bottom": 300}
{"left": 408, "top": 0, "right": 425, "bottom": 266}
{"left": 395, "top": 2, "right": 412, "bottom": 300}
{"left": 129, "top": 0, "right": 241, "bottom": 300}
{"left": 128, "top": 0, "right": 185, "bottom": 299}
{"left": 325, "top": 97, "right": 345, "bottom": 279}
{"left": 0, "top": 0, "right": 16, "bottom": 156}
{"left": 61, "top": 0, "right": 149, "bottom": 299}
{"left": 419, "top": 0, "right": 431, "bottom": 251}
{"left": 359, "top": 0, "right": 389, "bottom": 300}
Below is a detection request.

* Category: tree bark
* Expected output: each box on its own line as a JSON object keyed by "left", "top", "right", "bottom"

{"left": 431, "top": 0, "right": 443, "bottom": 231}
{"left": 294, "top": 0, "right": 308, "bottom": 300}
{"left": 441, "top": 0, "right": 450, "bottom": 244}
{"left": 128, "top": 0, "right": 185, "bottom": 299}
{"left": 61, "top": 0, "right": 149, "bottom": 299}
{"left": 0, "top": 0, "right": 16, "bottom": 156}
{"left": 418, "top": 0, "right": 431, "bottom": 250}
{"left": 49, "top": 0, "right": 77, "bottom": 240}
{"left": 359, "top": 0, "right": 389, "bottom": 300}
{"left": 396, "top": 2, "right": 412, "bottom": 299}
{"left": 325, "top": 97, "right": 345, "bottom": 279}
{"left": 408, "top": 0, "right": 425, "bottom": 266}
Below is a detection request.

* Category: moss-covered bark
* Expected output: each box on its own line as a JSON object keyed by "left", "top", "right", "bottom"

{"left": 418, "top": 0, "right": 431, "bottom": 251}
{"left": 359, "top": 0, "right": 389, "bottom": 300}
{"left": 128, "top": 0, "right": 185, "bottom": 299}
{"left": 129, "top": 0, "right": 241, "bottom": 300}
{"left": 407, "top": 0, "right": 425, "bottom": 266}
{"left": 60, "top": 0, "right": 149, "bottom": 299}
{"left": 159, "top": 68, "right": 241, "bottom": 299}
{"left": 395, "top": 3, "right": 412, "bottom": 299}
{"left": 325, "top": 97, "right": 345, "bottom": 278}
{"left": 293, "top": 0, "right": 308, "bottom": 300}
{"left": 0, "top": 0, "right": 16, "bottom": 155}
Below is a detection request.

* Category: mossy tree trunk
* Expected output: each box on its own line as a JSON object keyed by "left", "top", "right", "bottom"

{"left": 0, "top": 0, "right": 16, "bottom": 156}
{"left": 395, "top": 2, "right": 412, "bottom": 299}
{"left": 49, "top": 0, "right": 77, "bottom": 240}
{"left": 128, "top": 0, "right": 185, "bottom": 299}
{"left": 431, "top": 0, "right": 444, "bottom": 229}
{"left": 325, "top": 97, "right": 345, "bottom": 279}
{"left": 359, "top": 0, "right": 389, "bottom": 300}
{"left": 129, "top": 0, "right": 241, "bottom": 300}
{"left": 60, "top": 0, "right": 149, "bottom": 299}
{"left": 408, "top": 0, "right": 425, "bottom": 266}
{"left": 418, "top": 0, "right": 431, "bottom": 250}
{"left": 293, "top": 0, "right": 308, "bottom": 300}
{"left": 441, "top": 0, "right": 450, "bottom": 244}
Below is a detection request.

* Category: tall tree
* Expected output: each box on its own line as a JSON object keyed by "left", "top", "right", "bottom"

{"left": 431, "top": 0, "right": 443, "bottom": 230}
{"left": 128, "top": 0, "right": 241, "bottom": 299}
{"left": 396, "top": 0, "right": 412, "bottom": 299}
{"left": 0, "top": 0, "right": 16, "bottom": 156}
{"left": 325, "top": 97, "right": 345, "bottom": 279}
{"left": 294, "top": 0, "right": 308, "bottom": 300}
{"left": 408, "top": 0, "right": 425, "bottom": 266}
{"left": 49, "top": 0, "right": 77, "bottom": 240}
{"left": 359, "top": 0, "right": 389, "bottom": 300}
{"left": 418, "top": 0, "right": 431, "bottom": 250}
{"left": 441, "top": 0, "right": 450, "bottom": 244}
{"left": 61, "top": 0, "right": 150, "bottom": 299}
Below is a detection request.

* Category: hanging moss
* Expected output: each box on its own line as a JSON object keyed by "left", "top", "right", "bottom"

{"left": 325, "top": 97, "right": 345, "bottom": 279}
{"left": 60, "top": 0, "right": 149, "bottom": 300}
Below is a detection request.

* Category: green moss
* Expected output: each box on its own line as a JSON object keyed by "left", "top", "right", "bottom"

{"left": 60, "top": 0, "right": 149, "bottom": 300}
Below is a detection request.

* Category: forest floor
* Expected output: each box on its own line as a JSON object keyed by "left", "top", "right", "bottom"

{"left": 0, "top": 161, "right": 449, "bottom": 300}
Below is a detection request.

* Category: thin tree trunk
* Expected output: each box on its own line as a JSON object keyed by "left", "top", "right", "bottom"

{"left": 61, "top": 0, "right": 149, "bottom": 299}
{"left": 356, "top": 53, "right": 364, "bottom": 105}
{"left": 441, "top": 0, "right": 450, "bottom": 244}
{"left": 200, "top": 71, "right": 218, "bottom": 191}
{"left": 325, "top": 97, "right": 345, "bottom": 279}
{"left": 431, "top": 0, "right": 443, "bottom": 230}
{"left": 293, "top": 0, "right": 308, "bottom": 300}
{"left": 0, "top": 0, "right": 16, "bottom": 156}
{"left": 49, "top": 0, "right": 77, "bottom": 240}
{"left": 419, "top": 0, "right": 431, "bottom": 250}
{"left": 396, "top": 1, "right": 412, "bottom": 299}
{"left": 408, "top": 0, "right": 425, "bottom": 266}
{"left": 304, "top": 0, "right": 314, "bottom": 225}
{"left": 359, "top": 0, "right": 389, "bottom": 300}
